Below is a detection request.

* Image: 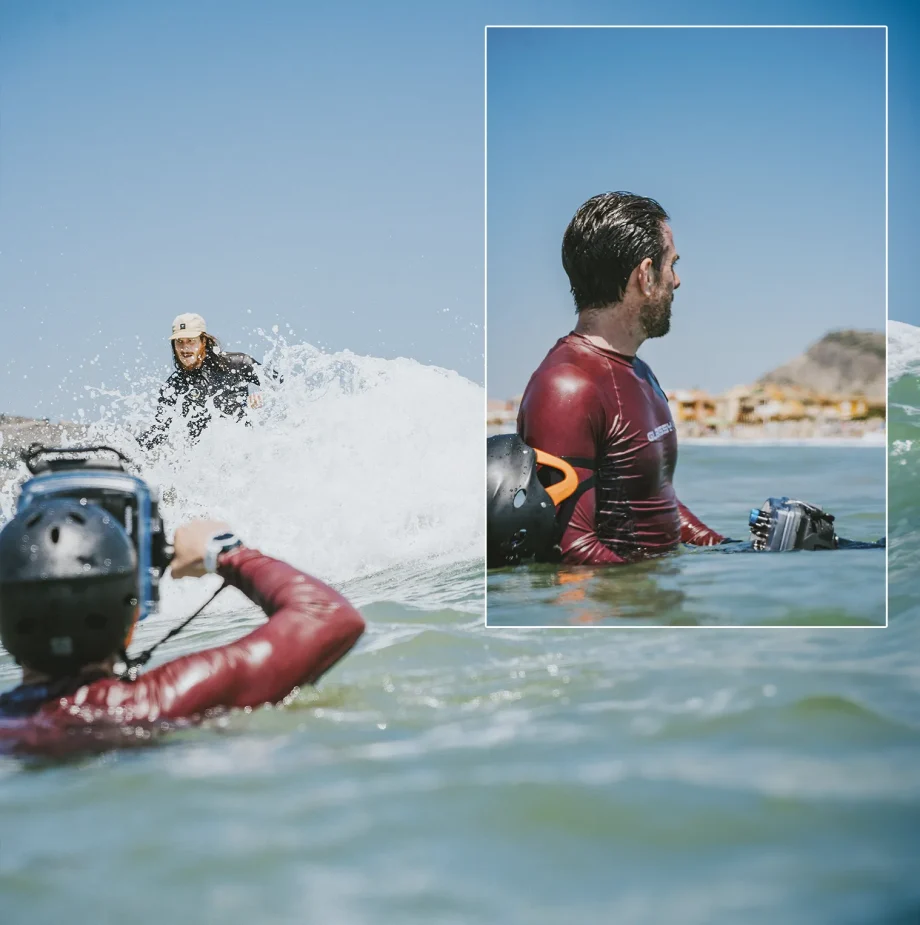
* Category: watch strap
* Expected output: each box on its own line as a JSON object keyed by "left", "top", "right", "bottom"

{"left": 204, "top": 531, "right": 243, "bottom": 573}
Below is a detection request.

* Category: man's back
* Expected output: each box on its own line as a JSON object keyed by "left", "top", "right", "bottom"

{"left": 518, "top": 332, "right": 719, "bottom": 564}
{"left": 0, "top": 547, "right": 365, "bottom": 753}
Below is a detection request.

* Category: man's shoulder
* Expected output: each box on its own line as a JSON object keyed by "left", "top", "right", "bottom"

{"left": 527, "top": 339, "right": 602, "bottom": 402}
{"left": 221, "top": 352, "right": 258, "bottom": 369}
{"left": 528, "top": 360, "right": 598, "bottom": 398}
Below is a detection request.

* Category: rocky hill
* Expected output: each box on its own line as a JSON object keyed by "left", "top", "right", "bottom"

{"left": 758, "top": 329, "right": 885, "bottom": 401}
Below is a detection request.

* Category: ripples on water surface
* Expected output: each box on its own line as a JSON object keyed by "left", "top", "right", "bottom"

{"left": 489, "top": 445, "right": 885, "bottom": 627}
{"left": 0, "top": 342, "right": 917, "bottom": 924}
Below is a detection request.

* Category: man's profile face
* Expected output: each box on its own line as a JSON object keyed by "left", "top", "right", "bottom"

{"left": 638, "top": 223, "right": 680, "bottom": 340}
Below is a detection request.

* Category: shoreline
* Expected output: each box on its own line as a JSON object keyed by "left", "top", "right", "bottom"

{"left": 0, "top": 414, "right": 87, "bottom": 469}
{"left": 487, "top": 424, "right": 886, "bottom": 447}
{"left": 678, "top": 436, "right": 885, "bottom": 448}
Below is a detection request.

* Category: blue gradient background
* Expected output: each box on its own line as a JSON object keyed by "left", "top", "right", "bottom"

{"left": 487, "top": 25, "right": 887, "bottom": 398}
{"left": 0, "top": 0, "right": 916, "bottom": 419}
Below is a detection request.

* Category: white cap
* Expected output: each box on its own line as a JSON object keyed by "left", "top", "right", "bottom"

{"left": 170, "top": 313, "right": 207, "bottom": 340}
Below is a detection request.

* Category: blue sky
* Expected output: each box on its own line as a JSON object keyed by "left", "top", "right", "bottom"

{"left": 1, "top": 1, "right": 917, "bottom": 418}
{"left": 487, "top": 26, "right": 889, "bottom": 398}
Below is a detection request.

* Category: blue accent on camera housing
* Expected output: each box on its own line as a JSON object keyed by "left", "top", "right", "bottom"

{"left": 16, "top": 469, "right": 161, "bottom": 621}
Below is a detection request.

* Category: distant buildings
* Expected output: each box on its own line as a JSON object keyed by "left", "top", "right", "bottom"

{"left": 487, "top": 383, "right": 885, "bottom": 439}
{"left": 666, "top": 383, "right": 884, "bottom": 438}
{"left": 486, "top": 397, "right": 521, "bottom": 430}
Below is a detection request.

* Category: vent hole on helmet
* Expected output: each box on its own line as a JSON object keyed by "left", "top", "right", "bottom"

{"left": 513, "top": 489, "right": 527, "bottom": 509}
{"left": 67, "top": 512, "right": 86, "bottom": 525}
{"left": 85, "top": 613, "right": 107, "bottom": 630}
{"left": 50, "top": 527, "right": 60, "bottom": 544}
{"left": 25, "top": 512, "right": 42, "bottom": 528}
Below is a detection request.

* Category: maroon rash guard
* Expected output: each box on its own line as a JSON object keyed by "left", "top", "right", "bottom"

{"left": 0, "top": 547, "right": 365, "bottom": 747}
{"left": 518, "top": 332, "right": 723, "bottom": 565}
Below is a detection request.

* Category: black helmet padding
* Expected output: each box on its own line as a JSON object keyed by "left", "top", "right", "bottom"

{"left": 487, "top": 434, "right": 559, "bottom": 567}
{"left": 0, "top": 499, "right": 138, "bottom": 675}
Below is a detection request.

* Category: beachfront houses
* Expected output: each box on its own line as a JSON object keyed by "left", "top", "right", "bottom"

{"left": 666, "top": 384, "right": 883, "bottom": 438}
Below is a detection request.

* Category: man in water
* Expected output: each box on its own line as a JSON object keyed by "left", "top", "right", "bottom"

{"left": 0, "top": 502, "right": 364, "bottom": 751}
{"left": 517, "top": 192, "right": 724, "bottom": 565}
{"left": 140, "top": 313, "right": 266, "bottom": 449}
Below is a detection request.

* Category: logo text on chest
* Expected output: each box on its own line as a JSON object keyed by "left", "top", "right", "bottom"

{"left": 647, "top": 422, "right": 674, "bottom": 442}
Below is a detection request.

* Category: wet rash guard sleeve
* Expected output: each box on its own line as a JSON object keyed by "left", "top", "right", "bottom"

{"left": 519, "top": 365, "right": 626, "bottom": 565}
{"left": 678, "top": 501, "right": 725, "bottom": 546}
{"left": 97, "top": 548, "right": 365, "bottom": 720}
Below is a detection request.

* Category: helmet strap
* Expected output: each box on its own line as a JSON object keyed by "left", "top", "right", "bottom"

{"left": 119, "top": 581, "right": 226, "bottom": 681}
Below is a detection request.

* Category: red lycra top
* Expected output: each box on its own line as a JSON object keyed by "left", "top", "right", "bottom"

{"left": 518, "top": 332, "right": 724, "bottom": 565}
{"left": 0, "top": 547, "right": 365, "bottom": 750}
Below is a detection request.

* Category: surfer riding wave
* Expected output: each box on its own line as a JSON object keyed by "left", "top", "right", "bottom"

{"left": 139, "top": 313, "right": 267, "bottom": 449}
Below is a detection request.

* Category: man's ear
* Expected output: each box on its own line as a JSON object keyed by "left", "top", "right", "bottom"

{"left": 639, "top": 257, "right": 655, "bottom": 295}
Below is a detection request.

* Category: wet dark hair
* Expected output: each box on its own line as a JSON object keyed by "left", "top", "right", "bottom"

{"left": 562, "top": 192, "right": 670, "bottom": 312}
{"left": 171, "top": 332, "right": 229, "bottom": 372}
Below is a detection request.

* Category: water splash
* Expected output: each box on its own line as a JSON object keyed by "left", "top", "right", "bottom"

{"left": 888, "top": 320, "right": 920, "bottom": 382}
{"left": 2, "top": 338, "right": 485, "bottom": 616}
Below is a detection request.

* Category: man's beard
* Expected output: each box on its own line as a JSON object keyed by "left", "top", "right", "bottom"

{"left": 639, "top": 287, "right": 673, "bottom": 339}
{"left": 179, "top": 346, "right": 206, "bottom": 369}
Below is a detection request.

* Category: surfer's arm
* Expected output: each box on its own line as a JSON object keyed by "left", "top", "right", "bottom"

{"left": 138, "top": 381, "right": 178, "bottom": 448}
{"left": 244, "top": 357, "right": 266, "bottom": 407}
{"left": 249, "top": 355, "right": 284, "bottom": 386}
{"left": 135, "top": 548, "right": 365, "bottom": 719}
{"left": 519, "top": 366, "right": 625, "bottom": 565}
{"left": 226, "top": 353, "right": 269, "bottom": 388}
{"left": 243, "top": 356, "right": 262, "bottom": 387}
{"left": 677, "top": 501, "right": 725, "bottom": 546}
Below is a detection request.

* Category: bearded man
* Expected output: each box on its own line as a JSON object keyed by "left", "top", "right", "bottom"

{"left": 517, "top": 192, "right": 725, "bottom": 565}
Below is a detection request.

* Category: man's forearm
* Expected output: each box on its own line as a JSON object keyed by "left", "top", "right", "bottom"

{"left": 678, "top": 501, "right": 724, "bottom": 545}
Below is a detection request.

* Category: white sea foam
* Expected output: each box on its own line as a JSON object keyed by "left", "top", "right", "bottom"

{"left": 888, "top": 320, "right": 920, "bottom": 381}
{"left": 2, "top": 339, "right": 485, "bottom": 618}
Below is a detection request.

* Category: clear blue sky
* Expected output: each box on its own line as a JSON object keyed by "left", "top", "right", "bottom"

{"left": 1, "top": 0, "right": 489, "bottom": 419}
{"left": 487, "top": 25, "right": 890, "bottom": 398}
{"left": 1, "top": 2, "right": 916, "bottom": 418}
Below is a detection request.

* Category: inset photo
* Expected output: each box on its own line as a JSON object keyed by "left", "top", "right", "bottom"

{"left": 486, "top": 26, "right": 886, "bottom": 627}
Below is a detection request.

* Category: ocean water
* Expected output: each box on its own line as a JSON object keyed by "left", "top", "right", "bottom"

{"left": 1, "top": 340, "right": 917, "bottom": 925}
{"left": 888, "top": 320, "right": 920, "bottom": 671}
{"left": 488, "top": 444, "right": 885, "bottom": 627}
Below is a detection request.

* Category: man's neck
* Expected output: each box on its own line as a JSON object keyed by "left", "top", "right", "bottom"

{"left": 574, "top": 302, "right": 646, "bottom": 356}
{"left": 21, "top": 658, "right": 117, "bottom": 686}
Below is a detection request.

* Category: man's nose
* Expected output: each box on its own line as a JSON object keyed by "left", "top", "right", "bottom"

{"left": 673, "top": 271, "right": 681, "bottom": 290}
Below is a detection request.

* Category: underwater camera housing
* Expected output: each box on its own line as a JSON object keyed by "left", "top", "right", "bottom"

{"left": 748, "top": 497, "right": 838, "bottom": 552}
{"left": 16, "top": 445, "right": 172, "bottom": 620}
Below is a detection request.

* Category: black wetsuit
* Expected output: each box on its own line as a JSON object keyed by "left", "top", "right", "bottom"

{"left": 140, "top": 351, "right": 261, "bottom": 448}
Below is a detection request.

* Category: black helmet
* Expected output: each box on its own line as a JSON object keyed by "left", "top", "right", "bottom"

{"left": 0, "top": 499, "right": 139, "bottom": 675}
{"left": 487, "top": 434, "right": 578, "bottom": 567}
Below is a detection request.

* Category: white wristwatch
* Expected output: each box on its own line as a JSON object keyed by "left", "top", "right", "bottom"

{"left": 204, "top": 531, "right": 243, "bottom": 573}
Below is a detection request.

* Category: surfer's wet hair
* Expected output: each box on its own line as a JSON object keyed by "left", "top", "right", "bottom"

{"left": 562, "top": 192, "right": 670, "bottom": 312}
{"left": 171, "top": 332, "right": 228, "bottom": 371}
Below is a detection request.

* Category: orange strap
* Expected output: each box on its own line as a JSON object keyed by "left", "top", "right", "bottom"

{"left": 534, "top": 449, "right": 579, "bottom": 506}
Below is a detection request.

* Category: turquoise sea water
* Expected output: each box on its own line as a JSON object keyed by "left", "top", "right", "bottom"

{"left": 3, "top": 549, "right": 918, "bottom": 925}
{"left": 0, "top": 363, "right": 916, "bottom": 924}
{"left": 488, "top": 445, "right": 885, "bottom": 627}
